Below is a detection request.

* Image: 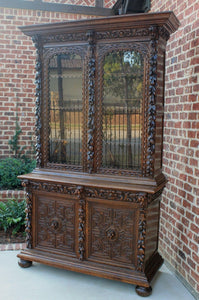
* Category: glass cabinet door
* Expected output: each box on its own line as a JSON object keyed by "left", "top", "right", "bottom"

{"left": 48, "top": 53, "right": 83, "bottom": 166}
{"left": 101, "top": 50, "right": 144, "bottom": 171}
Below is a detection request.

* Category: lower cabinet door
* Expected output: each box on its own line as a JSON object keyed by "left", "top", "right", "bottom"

{"left": 33, "top": 193, "right": 77, "bottom": 257}
{"left": 86, "top": 199, "right": 139, "bottom": 269}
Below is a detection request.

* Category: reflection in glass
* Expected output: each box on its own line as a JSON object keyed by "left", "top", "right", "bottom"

{"left": 102, "top": 50, "right": 144, "bottom": 170}
{"left": 49, "top": 53, "right": 82, "bottom": 165}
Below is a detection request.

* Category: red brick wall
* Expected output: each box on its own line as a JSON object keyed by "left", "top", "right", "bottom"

{"left": 0, "top": 7, "right": 95, "bottom": 158}
{"left": 0, "top": 1, "right": 117, "bottom": 158}
{"left": 150, "top": 0, "right": 199, "bottom": 295}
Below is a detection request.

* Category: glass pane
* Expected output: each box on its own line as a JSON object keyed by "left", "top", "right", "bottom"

{"left": 102, "top": 50, "right": 144, "bottom": 170}
{"left": 49, "top": 53, "right": 82, "bottom": 165}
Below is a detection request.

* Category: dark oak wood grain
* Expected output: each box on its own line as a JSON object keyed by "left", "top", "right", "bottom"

{"left": 17, "top": 12, "right": 179, "bottom": 297}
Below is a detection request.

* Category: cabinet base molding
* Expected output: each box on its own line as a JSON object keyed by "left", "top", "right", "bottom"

{"left": 17, "top": 249, "right": 163, "bottom": 293}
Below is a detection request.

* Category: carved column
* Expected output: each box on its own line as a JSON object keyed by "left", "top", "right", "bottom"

{"left": 86, "top": 31, "right": 96, "bottom": 173}
{"left": 137, "top": 193, "right": 147, "bottom": 272}
{"left": 22, "top": 181, "right": 33, "bottom": 249}
{"left": 76, "top": 186, "right": 86, "bottom": 261}
{"left": 146, "top": 26, "right": 159, "bottom": 177}
{"left": 32, "top": 35, "right": 42, "bottom": 168}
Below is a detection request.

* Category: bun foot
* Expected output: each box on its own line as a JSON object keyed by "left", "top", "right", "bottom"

{"left": 135, "top": 285, "right": 152, "bottom": 297}
{"left": 18, "top": 259, "right": 32, "bottom": 268}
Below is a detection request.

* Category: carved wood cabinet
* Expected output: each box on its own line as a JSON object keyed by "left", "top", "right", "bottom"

{"left": 17, "top": 12, "right": 179, "bottom": 297}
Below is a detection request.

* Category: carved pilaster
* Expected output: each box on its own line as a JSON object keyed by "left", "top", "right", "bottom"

{"left": 32, "top": 35, "right": 42, "bottom": 167}
{"left": 146, "top": 26, "right": 159, "bottom": 177}
{"left": 87, "top": 31, "right": 96, "bottom": 173}
{"left": 75, "top": 186, "right": 85, "bottom": 261}
{"left": 22, "top": 181, "right": 32, "bottom": 249}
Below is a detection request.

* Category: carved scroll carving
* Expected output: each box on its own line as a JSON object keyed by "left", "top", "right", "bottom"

{"left": 146, "top": 26, "right": 159, "bottom": 177}
{"left": 85, "top": 187, "right": 145, "bottom": 203}
{"left": 22, "top": 181, "right": 32, "bottom": 249}
{"left": 30, "top": 181, "right": 77, "bottom": 195}
{"left": 43, "top": 32, "right": 87, "bottom": 44}
{"left": 75, "top": 186, "right": 85, "bottom": 261}
{"left": 96, "top": 28, "right": 151, "bottom": 40}
{"left": 32, "top": 35, "right": 42, "bottom": 167}
{"left": 87, "top": 31, "right": 96, "bottom": 174}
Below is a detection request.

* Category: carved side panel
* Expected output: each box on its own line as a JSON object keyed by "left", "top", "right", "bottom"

{"left": 88, "top": 201, "right": 138, "bottom": 266}
{"left": 145, "top": 199, "right": 160, "bottom": 262}
{"left": 36, "top": 196, "right": 76, "bottom": 253}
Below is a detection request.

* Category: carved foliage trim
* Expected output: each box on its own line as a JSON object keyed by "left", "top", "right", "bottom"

{"left": 146, "top": 26, "right": 159, "bottom": 177}
{"left": 87, "top": 31, "right": 96, "bottom": 174}
{"left": 32, "top": 35, "right": 42, "bottom": 167}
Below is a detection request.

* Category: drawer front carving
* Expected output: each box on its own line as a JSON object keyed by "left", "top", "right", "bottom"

{"left": 36, "top": 195, "right": 76, "bottom": 254}
{"left": 87, "top": 201, "right": 138, "bottom": 266}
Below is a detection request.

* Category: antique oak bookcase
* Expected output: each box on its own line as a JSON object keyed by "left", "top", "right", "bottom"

{"left": 17, "top": 12, "right": 179, "bottom": 297}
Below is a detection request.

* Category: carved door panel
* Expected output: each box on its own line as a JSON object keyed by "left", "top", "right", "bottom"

{"left": 87, "top": 199, "right": 139, "bottom": 269}
{"left": 34, "top": 194, "right": 76, "bottom": 256}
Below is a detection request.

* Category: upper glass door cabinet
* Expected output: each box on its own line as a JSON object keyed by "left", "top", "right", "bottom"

{"left": 48, "top": 53, "right": 83, "bottom": 166}
{"left": 101, "top": 50, "right": 144, "bottom": 172}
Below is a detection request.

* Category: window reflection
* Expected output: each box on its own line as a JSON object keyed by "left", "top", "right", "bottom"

{"left": 102, "top": 50, "right": 144, "bottom": 170}
{"left": 49, "top": 53, "right": 82, "bottom": 165}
